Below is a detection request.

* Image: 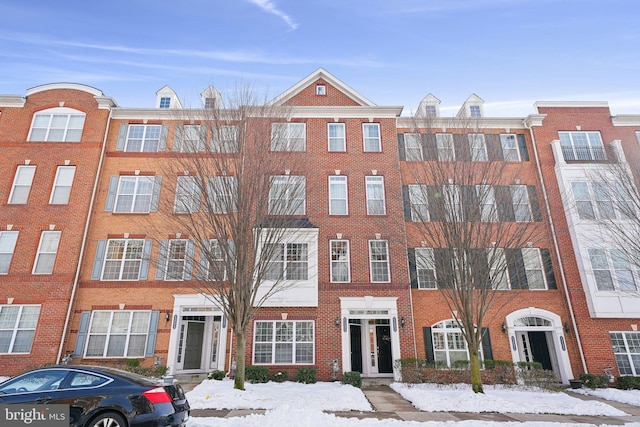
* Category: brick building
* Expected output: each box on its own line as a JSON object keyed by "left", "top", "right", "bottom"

{"left": 0, "top": 84, "right": 114, "bottom": 374}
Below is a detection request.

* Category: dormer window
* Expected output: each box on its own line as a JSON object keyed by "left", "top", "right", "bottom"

{"left": 28, "top": 107, "right": 86, "bottom": 142}
{"left": 159, "top": 97, "right": 171, "bottom": 109}
{"left": 204, "top": 98, "right": 216, "bottom": 109}
{"left": 469, "top": 105, "right": 481, "bottom": 118}
{"left": 316, "top": 85, "right": 326, "bottom": 96}
{"left": 425, "top": 105, "right": 437, "bottom": 117}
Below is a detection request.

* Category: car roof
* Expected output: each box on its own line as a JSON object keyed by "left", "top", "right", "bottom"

{"left": 8, "top": 365, "right": 160, "bottom": 387}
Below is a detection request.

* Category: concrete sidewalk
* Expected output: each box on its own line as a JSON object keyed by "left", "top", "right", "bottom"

{"left": 188, "top": 384, "right": 640, "bottom": 424}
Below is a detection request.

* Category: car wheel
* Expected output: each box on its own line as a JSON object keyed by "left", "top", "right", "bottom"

{"left": 87, "top": 412, "right": 126, "bottom": 427}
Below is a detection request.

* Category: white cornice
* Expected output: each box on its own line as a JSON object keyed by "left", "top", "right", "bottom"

{"left": 396, "top": 116, "right": 529, "bottom": 129}
{"left": 0, "top": 95, "right": 26, "bottom": 107}
{"left": 612, "top": 115, "right": 640, "bottom": 126}
{"left": 26, "top": 83, "right": 104, "bottom": 97}
{"left": 288, "top": 106, "right": 403, "bottom": 118}
{"left": 534, "top": 101, "right": 609, "bottom": 109}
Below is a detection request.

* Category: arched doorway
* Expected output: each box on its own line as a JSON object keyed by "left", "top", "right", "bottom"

{"left": 504, "top": 308, "right": 573, "bottom": 383}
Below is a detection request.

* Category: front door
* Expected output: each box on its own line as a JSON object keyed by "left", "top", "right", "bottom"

{"left": 183, "top": 321, "right": 204, "bottom": 370}
{"left": 376, "top": 325, "right": 393, "bottom": 374}
{"left": 349, "top": 323, "right": 362, "bottom": 373}
{"left": 528, "top": 331, "right": 553, "bottom": 371}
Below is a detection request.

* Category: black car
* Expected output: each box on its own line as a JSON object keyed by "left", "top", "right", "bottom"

{"left": 0, "top": 365, "right": 189, "bottom": 427}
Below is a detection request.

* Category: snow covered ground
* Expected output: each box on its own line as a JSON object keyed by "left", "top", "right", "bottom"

{"left": 185, "top": 379, "right": 640, "bottom": 427}
{"left": 571, "top": 387, "right": 640, "bottom": 407}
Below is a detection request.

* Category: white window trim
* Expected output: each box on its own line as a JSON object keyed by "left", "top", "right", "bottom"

{"left": 432, "top": 319, "right": 484, "bottom": 367}
{"left": 0, "top": 231, "right": 19, "bottom": 275}
{"left": 404, "top": 133, "right": 424, "bottom": 161}
{"left": 468, "top": 134, "right": 488, "bottom": 161}
{"left": 114, "top": 176, "right": 155, "bottom": 213}
{"left": 253, "top": 320, "right": 315, "bottom": 365}
{"left": 269, "top": 175, "right": 306, "bottom": 215}
{"left": 369, "top": 240, "right": 390, "bottom": 283}
{"left": 8, "top": 165, "right": 36, "bottom": 204}
{"left": 101, "top": 239, "right": 145, "bottom": 281}
{"left": 366, "top": 176, "right": 386, "bottom": 215}
{"left": 27, "top": 107, "right": 86, "bottom": 142}
{"left": 49, "top": 165, "right": 76, "bottom": 205}
{"left": 271, "top": 123, "right": 306, "bottom": 151}
{"left": 328, "top": 123, "right": 346, "bottom": 152}
{"left": 362, "top": 123, "right": 381, "bottom": 152}
{"left": 408, "top": 184, "right": 429, "bottom": 222}
{"left": 611, "top": 331, "right": 640, "bottom": 376}
{"left": 207, "top": 239, "right": 228, "bottom": 281}
{"left": 511, "top": 185, "right": 533, "bottom": 222}
{"left": 0, "top": 305, "right": 40, "bottom": 354}
{"left": 589, "top": 248, "right": 639, "bottom": 292}
{"left": 165, "top": 239, "right": 188, "bottom": 281}
{"left": 500, "top": 134, "right": 521, "bottom": 162}
{"left": 436, "top": 134, "right": 455, "bottom": 161}
{"left": 125, "top": 124, "right": 163, "bottom": 152}
{"left": 174, "top": 175, "right": 200, "bottom": 214}
{"left": 84, "top": 310, "right": 151, "bottom": 358}
{"left": 328, "top": 175, "right": 348, "bottom": 215}
{"left": 330, "top": 239, "right": 351, "bottom": 283}
{"left": 559, "top": 131, "right": 606, "bottom": 161}
{"left": 416, "top": 247, "right": 436, "bottom": 289}
{"left": 32, "top": 231, "right": 61, "bottom": 275}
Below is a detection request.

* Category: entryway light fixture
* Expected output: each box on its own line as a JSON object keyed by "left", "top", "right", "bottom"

{"left": 400, "top": 317, "right": 406, "bottom": 331}
{"left": 335, "top": 317, "right": 341, "bottom": 327}
{"left": 165, "top": 312, "right": 171, "bottom": 322}
{"left": 501, "top": 322, "right": 507, "bottom": 333}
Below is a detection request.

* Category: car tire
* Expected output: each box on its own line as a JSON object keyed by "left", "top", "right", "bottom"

{"left": 87, "top": 412, "right": 126, "bottom": 427}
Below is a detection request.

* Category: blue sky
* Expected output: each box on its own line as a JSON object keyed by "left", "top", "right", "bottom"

{"left": 0, "top": 0, "right": 638, "bottom": 116}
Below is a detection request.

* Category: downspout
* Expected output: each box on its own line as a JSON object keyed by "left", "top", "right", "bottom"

{"left": 524, "top": 118, "right": 587, "bottom": 374}
{"left": 56, "top": 108, "right": 112, "bottom": 363}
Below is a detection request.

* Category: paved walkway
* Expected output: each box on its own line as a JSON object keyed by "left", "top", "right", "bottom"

{"left": 189, "top": 384, "right": 640, "bottom": 424}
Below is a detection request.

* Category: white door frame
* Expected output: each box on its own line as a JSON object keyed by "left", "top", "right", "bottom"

{"left": 166, "top": 293, "right": 228, "bottom": 375}
{"left": 339, "top": 296, "right": 401, "bottom": 380}
{"left": 504, "top": 307, "right": 573, "bottom": 384}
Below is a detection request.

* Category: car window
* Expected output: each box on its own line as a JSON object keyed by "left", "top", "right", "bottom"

{"left": 0, "top": 370, "right": 68, "bottom": 394}
{"left": 67, "top": 372, "right": 108, "bottom": 388}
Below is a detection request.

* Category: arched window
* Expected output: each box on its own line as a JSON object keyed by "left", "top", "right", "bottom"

{"left": 28, "top": 107, "right": 86, "bottom": 142}
{"left": 431, "top": 320, "right": 485, "bottom": 367}
{"left": 513, "top": 316, "right": 552, "bottom": 327}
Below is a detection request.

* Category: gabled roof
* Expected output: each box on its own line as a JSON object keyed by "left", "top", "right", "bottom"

{"left": 268, "top": 68, "right": 376, "bottom": 107}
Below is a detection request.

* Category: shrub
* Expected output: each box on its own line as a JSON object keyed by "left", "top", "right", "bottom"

{"left": 452, "top": 360, "right": 470, "bottom": 370}
{"left": 272, "top": 371, "right": 288, "bottom": 383}
{"left": 126, "top": 359, "right": 141, "bottom": 368}
{"left": 482, "top": 360, "right": 515, "bottom": 385}
{"left": 579, "top": 373, "right": 608, "bottom": 390}
{"left": 394, "top": 358, "right": 427, "bottom": 383}
{"left": 516, "top": 363, "right": 563, "bottom": 392}
{"left": 296, "top": 367, "right": 317, "bottom": 384}
{"left": 342, "top": 371, "right": 362, "bottom": 388}
{"left": 208, "top": 370, "right": 226, "bottom": 380}
{"left": 617, "top": 376, "right": 640, "bottom": 390}
{"left": 245, "top": 366, "right": 269, "bottom": 384}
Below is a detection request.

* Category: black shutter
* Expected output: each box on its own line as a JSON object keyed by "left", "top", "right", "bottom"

{"left": 496, "top": 186, "right": 515, "bottom": 222}
{"left": 427, "top": 186, "right": 441, "bottom": 221}
{"left": 454, "top": 134, "right": 468, "bottom": 160}
{"left": 462, "top": 185, "right": 480, "bottom": 222}
{"left": 471, "top": 249, "right": 489, "bottom": 289}
{"left": 408, "top": 248, "right": 418, "bottom": 289}
{"left": 540, "top": 249, "right": 557, "bottom": 289}
{"left": 398, "top": 134, "right": 406, "bottom": 161}
{"left": 402, "top": 186, "right": 412, "bottom": 220}
{"left": 423, "top": 327, "right": 435, "bottom": 363}
{"left": 481, "top": 327, "right": 493, "bottom": 361}
{"left": 528, "top": 186, "right": 542, "bottom": 221}
{"left": 517, "top": 134, "right": 529, "bottom": 161}
{"left": 505, "top": 248, "right": 527, "bottom": 289}
{"left": 423, "top": 134, "right": 435, "bottom": 160}
{"left": 434, "top": 248, "right": 452, "bottom": 288}
{"left": 486, "top": 134, "right": 504, "bottom": 161}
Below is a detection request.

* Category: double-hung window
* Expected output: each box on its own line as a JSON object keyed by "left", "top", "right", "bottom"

{"left": 174, "top": 176, "right": 201, "bottom": 213}
{"left": 589, "top": 248, "right": 638, "bottom": 291}
{"left": 328, "top": 123, "right": 346, "bottom": 152}
{"left": 369, "top": 240, "right": 390, "bottom": 282}
{"left": 50, "top": 166, "right": 76, "bottom": 204}
{"left": 206, "top": 239, "right": 227, "bottom": 281}
{"left": 363, "top": 123, "right": 381, "bottom": 152}
{"left": 28, "top": 108, "right": 85, "bottom": 142}
{"left": 366, "top": 176, "right": 386, "bottom": 215}
{"left": 415, "top": 248, "right": 436, "bottom": 289}
{"left": 85, "top": 310, "right": 151, "bottom": 357}
{"left": 476, "top": 185, "right": 498, "bottom": 222}
{"left": 328, "top": 176, "right": 348, "bottom": 215}
{"left": 253, "top": 320, "right": 314, "bottom": 364}
{"left": 572, "top": 182, "right": 596, "bottom": 220}
{"left": 436, "top": 134, "right": 455, "bottom": 161}
{"left": 443, "top": 184, "right": 462, "bottom": 222}
{"left": 487, "top": 248, "right": 509, "bottom": 290}
{"left": 610, "top": 332, "right": 640, "bottom": 376}
{"left": 8, "top": 165, "right": 36, "bottom": 204}
{"left": 265, "top": 243, "right": 309, "bottom": 281}
{"left": 330, "top": 240, "right": 350, "bottom": 282}
{"left": 33, "top": 231, "right": 61, "bottom": 274}
{"left": 500, "top": 134, "right": 520, "bottom": 161}
{"left": 213, "top": 125, "right": 239, "bottom": 152}
{"left": 269, "top": 175, "right": 305, "bottom": 215}
{"left": 272, "top": 123, "right": 305, "bottom": 151}
{"left": 0, "top": 305, "right": 40, "bottom": 354}
{"left": 559, "top": 131, "right": 606, "bottom": 161}
{"left": 175, "top": 124, "right": 206, "bottom": 152}
{"left": 0, "top": 231, "right": 19, "bottom": 274}
{"left": 114, "top": 176, "right": 156, "bottom": 213}
{"left": 408, "top": 184, "right": 429, "bottom": 221}
{"left": 165, "top": 240, "right": 188, "bottom": 280}
{"left": 522, "top": 248, "right": 546, "bottom": 290}
{"left": 101, "top": 239, "right": 144, "bottom": 281}
{"left": 124, "top": 125, "right": 162, "bottom": 152}
{"left": 432, "top": 320, "right": 482, "bottom": 367}
{"left": 511, "top": 185, "right": 533, "bottom": 222}
{"left": 208, "top": 176, "right": 237, "bottom": 214}
{"left": 571, "top": 181, "right": 633, "bottom": 220}
{"left": 468, "top": 134, "right": 488, "bottom": 161}
{"left": 404, "top": 133, "right": 423, "bottom": 161}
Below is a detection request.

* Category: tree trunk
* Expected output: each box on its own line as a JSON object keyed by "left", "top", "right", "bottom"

{"left": 234, "top": 330, "right": 246, "bottom": 390}
{"left": 470, "top": 350, "right": 483, "bottom": 393}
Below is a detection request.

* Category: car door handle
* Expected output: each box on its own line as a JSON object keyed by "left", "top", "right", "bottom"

{"left": 35, "top": 397, "right": 51, "bottom": 403}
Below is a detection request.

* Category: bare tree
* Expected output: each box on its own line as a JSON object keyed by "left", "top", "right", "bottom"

{"left": 402, "top": 112, "right": 538, "bottom": 393}
{"left": 156, "top": 85, "right": 311, "bottom": 390}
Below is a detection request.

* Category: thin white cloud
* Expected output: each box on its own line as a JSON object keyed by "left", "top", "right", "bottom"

{"left": 247, "top": 0, "right": 298, "bottom": 30}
